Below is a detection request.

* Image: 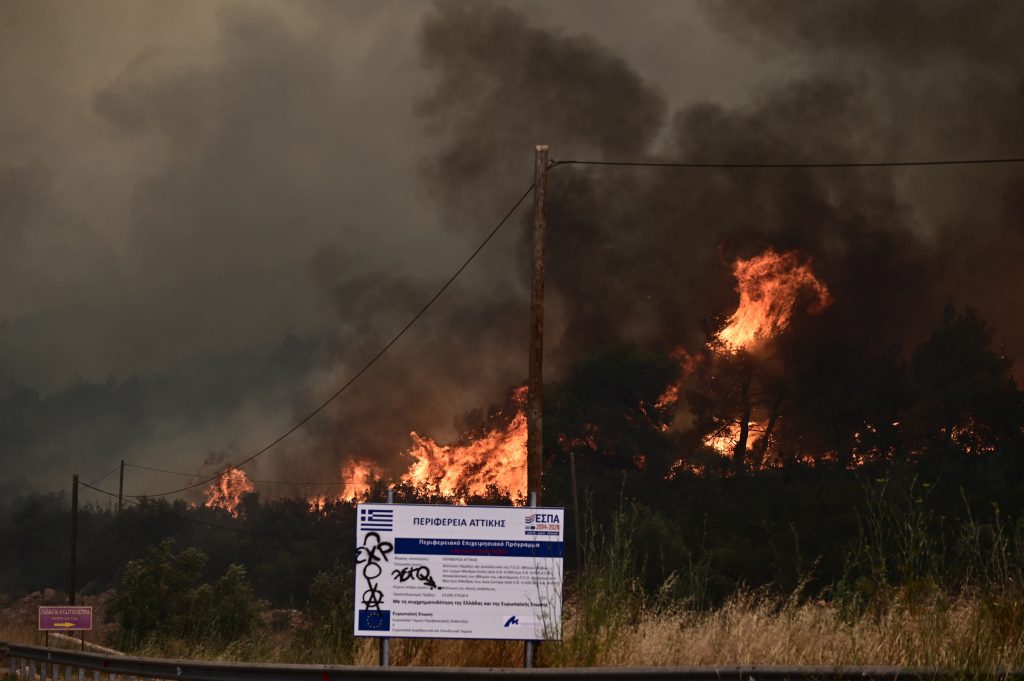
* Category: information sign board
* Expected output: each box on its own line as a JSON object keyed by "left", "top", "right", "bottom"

{"left": 38, "top": 606, "right": 93, "bottom": 631}
{"left": 353, "top": 503, "right": 564, "bottom": 640}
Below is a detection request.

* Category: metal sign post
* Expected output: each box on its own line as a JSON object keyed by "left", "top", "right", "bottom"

{"left": 524, "top": 491, "right": 538, "bottom": 669}
{"left": 379, "top": 487, "right": 394, "bottom": 667}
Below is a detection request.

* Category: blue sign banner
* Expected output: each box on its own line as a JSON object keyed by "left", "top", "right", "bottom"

{"left": 395, "top": 537, "right": 564, "bottom": 558}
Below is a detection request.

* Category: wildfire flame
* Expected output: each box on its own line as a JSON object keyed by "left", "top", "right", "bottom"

{"left": 715, "top": 249, "right": 830, "bottom": 352}
{"left": 704, "top": 422, "right": 757, "bottom": 456}
{"left": 305, "top": 389, "right": 527, "bottom": 509}
{"left": 311, "top": 249, "right": 837, "bottom": 499}
{"left": 702, "top": 248, "right": 831, "bottom": 459}
{"left": 653, "top": 347, "right": 700, "bottom": 416}
{"left": 204, "top": 467, "right": 255, "bottom": 517}
{"left": 309, "top": 459, "right": 383, "bottom": 510}
{"left": 400, "top": 386, "right": 528, "bottom": 499}
{"left": 654, "top": 384, "right": 680, "bottom": 411}
{"left": 342, "top": 458, "right": 379, "bottom": 496}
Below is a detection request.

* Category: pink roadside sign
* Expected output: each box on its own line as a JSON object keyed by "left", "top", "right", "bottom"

{"left": 38, "top": 606, "right": 93, "bottom": 631}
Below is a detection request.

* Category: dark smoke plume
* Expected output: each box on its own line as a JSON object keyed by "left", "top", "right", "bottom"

{"left": 416, "top": 0, "right": 1024, "bottom": 377}
{"left": 3, "top": 0, "right": 1023, "bottom": 493}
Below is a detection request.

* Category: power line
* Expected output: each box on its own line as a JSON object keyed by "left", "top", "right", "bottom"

{"left": 124, "top": 462, "right": 369, "bottom": 485}
{"left": 65, "top": 153, "right": 1024, "bottom": 500}
{"left": 251, "top": 479, "right": 369, "bottom": 486}
{"left": 133, "top": 180, "right": 538, "bottom": 500}
{"left": 123, "top": 463, "right": 200, "bottom": 477}
{"left": 0, "top": 437, "right": 118, "bottom": 445}
{"left": 550, "top": 156, "right": 1024, "bottom": 170}
{"left": 79, "top": 480, "right": 330, "bottom": 542}
{"left": 87, "top": 465, "right": 122, "bottom": 486}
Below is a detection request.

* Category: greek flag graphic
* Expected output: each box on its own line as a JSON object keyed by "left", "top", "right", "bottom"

{"left": 359, "top": 508, "right": 393, "bottom": 532}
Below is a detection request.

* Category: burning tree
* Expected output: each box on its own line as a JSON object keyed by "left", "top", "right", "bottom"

{"left": 545, "top": 344, "right": 682, "bottom": 476}
{"left": 204, "top": 468, "right": 255, "bottom": 517}
{"left": 682, "top": 249, "right": 832, "bottom": 473}
{"left": 400, "top": 386, "right": 528, "bottom": 499}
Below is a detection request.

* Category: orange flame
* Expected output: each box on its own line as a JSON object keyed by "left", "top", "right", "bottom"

{"left": 341, "top": 459, "right": 378, "bottom": 497}
{"left": 309, "top": 391, "right": 527, "bottom": 508}
{"left": 701, "top": 420, "right": 771, "bottom": 459}
{"left": 653, "top": 348, "right": 700, "bottom": 415}
{"left": 715, "top": 249, "right": 830, "bottom": 352}
{"left": 204, "top": 468, "right": 255, "bottom": 517}
{"left": 672, "top": 249, "right": 831, "bottom": 469}
{"left": 309, "top": 459, "right": 383, "bottom": 510}
{"left": 400, "top": 387, "right": 527, "bottom": 499}
{"left": 654, "top": 384, "right": 680, "bottom": 411}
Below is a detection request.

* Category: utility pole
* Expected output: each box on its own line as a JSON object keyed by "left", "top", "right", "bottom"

{"left": 69, "top": 473, "right": 78, "bottom": 606}
{"left": 527, "top": 144, "right": 549, "bottom": 507}
{"left": 118, "top": 460, "right": 125, "bottom": 513}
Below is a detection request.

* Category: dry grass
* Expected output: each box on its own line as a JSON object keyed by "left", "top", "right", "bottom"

{"left": 555, "top": 589, "right": 1024, "bottom": 670}
{"left": 3, "top": 589, "right": 1021, "bottom": 671}
{"left": 351, "top": 638, "right": 524, "bottom": 667}
{"left": 345, "top": 589, "right": 1024, "bottom": 671}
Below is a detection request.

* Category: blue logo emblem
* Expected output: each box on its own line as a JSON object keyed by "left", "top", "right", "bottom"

{"left": 525, "top": 511, "right": 559, "bottom": 536}
{"left": 503, "top": 616, "right": 520, "bottom": 628}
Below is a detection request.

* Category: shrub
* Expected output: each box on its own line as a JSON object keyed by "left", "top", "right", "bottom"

{"left": 299, "top": 564, "right": 356, "bottom": 662}
{"left": 107, "top": 540, "right": 260, "bottom": 648}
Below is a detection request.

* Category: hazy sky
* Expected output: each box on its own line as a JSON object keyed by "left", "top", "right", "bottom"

{"left": 0, "top": 1, "right": 776, "bottom": 388}
{"left": 3, "top": 0, "right": 1022, "bottom": 495}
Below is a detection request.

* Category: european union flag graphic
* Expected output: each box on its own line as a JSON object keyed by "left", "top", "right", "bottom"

{"left": 358, "top": 609, "right": 391, "bottom": 631}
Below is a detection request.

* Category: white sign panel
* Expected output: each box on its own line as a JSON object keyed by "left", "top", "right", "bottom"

{"left": 353, "top": 503, "right": 564, "bottom": 640}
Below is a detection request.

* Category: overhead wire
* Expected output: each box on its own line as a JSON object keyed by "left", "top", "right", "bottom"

{"left": 67, "top": 153, "right": 1024, "bottom": 499}
{"left": 87, "top": 465, "right": 123, "bottom": 486}
{"left": 124, "top": 461, "right": 369, "bottom": 486}
{"left": 122, "top": 462, "right": 200, "bottom": 477}
{"left": 79, "top": 480, "right": 329, "bottom": 542}
{"left": 0, "top": 437, "right": 118, "bottom": 445}
{"left": 549, "top": 156, "right": 1024, "bottom": 170}
{"left": 130, "top": 180, "right": 538, "bottom": 500}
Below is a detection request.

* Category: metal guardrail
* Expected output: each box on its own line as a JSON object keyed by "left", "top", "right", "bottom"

{"left": 4, "top": 642, "right": 1023, "bottom": 681}
{"left": 44, "top": 634, "right": 122, "bottom": 657}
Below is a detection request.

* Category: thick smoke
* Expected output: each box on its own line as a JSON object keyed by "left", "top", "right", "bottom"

{"left": 698, "top": 0, "right": 1024, "bottom": 355}
{"left": 274, "top": 0, "right": 677, "bottom": 483}
{"left": 417, "top": 0, "right": 1024, "bottom": 376}
{"left": 0, "top": 2, "right": 441, "bottom": 491}
{"left": 3, "top": 0, "right": 1023, "bottom": 494}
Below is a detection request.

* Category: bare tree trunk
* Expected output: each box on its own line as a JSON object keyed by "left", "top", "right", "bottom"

{"left": 757, "top": 393, "right": 785, "bottom": 465}
{"left": 733, "top": 365, "right": 754, "bottom": 474}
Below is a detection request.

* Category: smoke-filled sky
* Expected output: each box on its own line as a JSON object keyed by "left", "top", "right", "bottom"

{"left": 2, "top": 0, "right": 1023, "bottom": 497}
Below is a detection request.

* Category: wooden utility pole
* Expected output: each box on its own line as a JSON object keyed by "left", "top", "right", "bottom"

{"left": 118, "top": 460, "right": 125, "bottom": 513}
{"left": 69, "top": 473, "right": 78, "bottom": 605}
{"left": 527, "top": 145, "right": 549, "bottom": 506}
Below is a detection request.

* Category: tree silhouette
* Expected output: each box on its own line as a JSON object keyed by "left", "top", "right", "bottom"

{"left": 544, "top": 345, "right": 680, "bottom": 476}
{"left": 911, "top": 305, "right": 1023, "bottom": 455}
